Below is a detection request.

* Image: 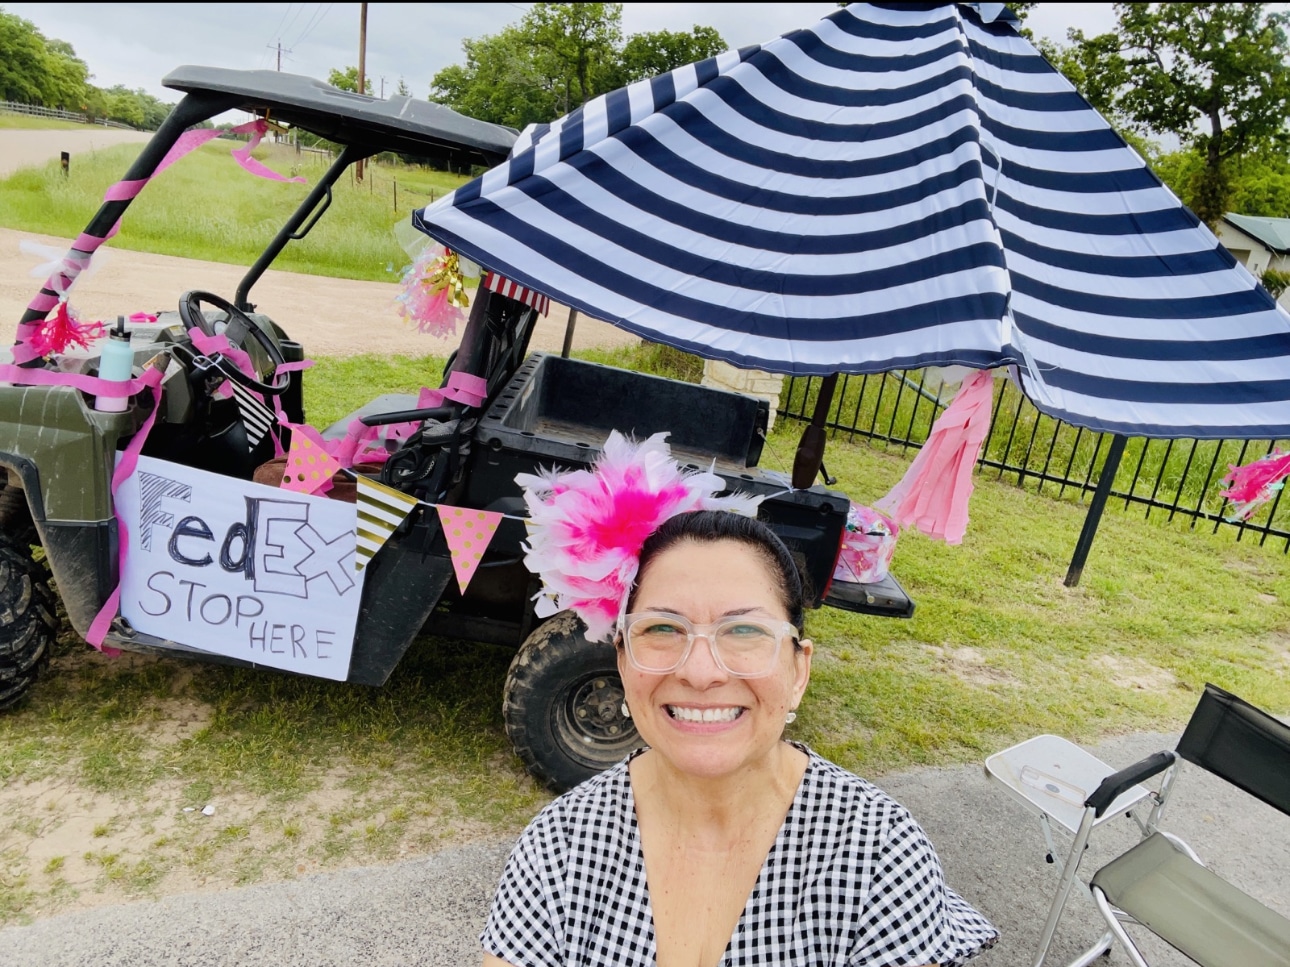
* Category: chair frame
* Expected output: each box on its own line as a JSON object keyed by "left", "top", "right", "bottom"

{"left": 1027, "top": 748, "right": 1181, "bottom": 967}
{"left": 1038, "top": 683, "right": 1290, "bottom": 967}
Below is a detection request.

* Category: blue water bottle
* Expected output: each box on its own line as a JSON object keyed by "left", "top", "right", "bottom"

{"left": 94, "top": 316, "right": 134, "bottom": 413}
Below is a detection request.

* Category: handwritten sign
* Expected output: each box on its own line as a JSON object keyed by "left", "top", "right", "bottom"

{"left": 115, "top": 455, "right": 363, "bottom": 681}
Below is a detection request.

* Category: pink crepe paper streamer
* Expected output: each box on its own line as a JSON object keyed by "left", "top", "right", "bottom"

{"left": 155, "top": 119, "right": 303, "bottom": 183}
{"left": 187, "top": 328, "right": 257, "bottom": 400}
{"left": 875, "top": 368, "right": 996, "bottom": 545}
{"left": 328, "top": 375, "right": 490, "bottom": 469}
{"left": 77, "top": 365, "right": 166, "bottom": 653}
{"left": 1218, "top": 450, "right": 1290, "bottom": 521}
{"left": 18, "top": 119, "right": 300, "bottom": 365}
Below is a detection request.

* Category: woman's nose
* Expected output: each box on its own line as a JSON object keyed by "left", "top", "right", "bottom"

{"left": 675, "top": 632, "right": 728, "bottom": 684}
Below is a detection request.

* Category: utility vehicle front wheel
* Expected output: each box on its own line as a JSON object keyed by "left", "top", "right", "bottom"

{"left": 0, "top": 530, "right": 59, "bottom": 711}
{"left": 0, "top": 478, "right": 37, "bottom": 547}
{"left": 503, "top": 611, "right": 641, "bottom": 792}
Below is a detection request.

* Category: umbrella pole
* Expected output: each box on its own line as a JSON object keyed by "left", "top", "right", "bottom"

{"left": 792, "top": 374, "right": 838, "bottom": 490}
{"left": 561, "top": 309, "right": 579, "bottom": 358}
{"left": 1064, "top": 434, "right": 1127, "bottom": 587}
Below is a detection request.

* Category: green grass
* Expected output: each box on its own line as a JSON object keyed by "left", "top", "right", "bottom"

{"left": 0, "top": 113, "right": 97, "bottom": 131}
{"left": 1, "top": 351, "right": 1288, "bottom": 924}
{"left": 0, "top": 141, "right": 470, "bottom": 282}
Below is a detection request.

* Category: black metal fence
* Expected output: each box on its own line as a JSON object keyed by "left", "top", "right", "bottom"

{"left": 779, "top": 371, "right": 1290, "bottom": 551}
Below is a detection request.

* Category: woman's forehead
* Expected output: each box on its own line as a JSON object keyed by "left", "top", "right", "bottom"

{"left": 635, "top": 539, "right": 783, "bottom": 604}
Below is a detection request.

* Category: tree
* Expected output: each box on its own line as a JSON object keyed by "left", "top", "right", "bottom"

{"left": 432, "top": 26, "right": 560, "bottom": 128}
{"left": 613, "top": 26, "right": 728, "bottom": 86}
{"left": 42, "top": 38, "right": 91, "bottom": 110}
{"left": 1055, "top": 3, "right": 1290, "bottom": 228}
{"left": 525, "top": 3, "right": 622, "bottom": 115}
{"left": 328, "top": 65, "right": 372, "bottom": 94}
{"left": 0, "top": 10, "right": 50, "bottom": 103}
{"left": 396, "top": 77, "right": 410, "bottom": 97}
{"left": 431, "top": 3, "right": 727, "bottom": 129}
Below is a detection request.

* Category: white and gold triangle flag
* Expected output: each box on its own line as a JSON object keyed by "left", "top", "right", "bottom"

{"left": 354, "top": 476, "right": 418, "bottom": 571}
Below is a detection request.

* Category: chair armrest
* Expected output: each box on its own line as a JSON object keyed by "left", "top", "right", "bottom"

{"left": 1086, "top": 750, "right": 1177, "bottom": 817}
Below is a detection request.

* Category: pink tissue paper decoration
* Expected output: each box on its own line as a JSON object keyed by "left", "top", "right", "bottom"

{"left": 1218, "top": 450, "right": 1290, "bottom": 521}
{"left": 436, "top": 505, "right": 503, "bottom": 594}
{"left": 875, "top": 368, "right": 996, "bottom": 545}
{"left": 833, "top": 503, "right": 899, "bottom": 585}
{"left": 394, "top": 245, "right": 477, "bottom": 338}
{"left": 280, "top": 424, "right": 342, "bottom": 495}
{"left": 516, "top": 430, "right": 762, "bottom": 642}
{"left": 30, "top": 301, "right": 105, "bottom": 357}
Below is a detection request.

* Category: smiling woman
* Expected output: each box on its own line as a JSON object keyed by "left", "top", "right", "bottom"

{"left": 480, "top": 440, "right": 998, "bottom": 967}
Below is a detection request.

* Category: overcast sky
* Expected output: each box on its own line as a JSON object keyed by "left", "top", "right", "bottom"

{"left": 7, "top": 3, "right": 1120, "bottom": 104}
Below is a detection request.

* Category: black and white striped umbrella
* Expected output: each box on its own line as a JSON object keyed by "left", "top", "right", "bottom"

{"left": 413, "top": 2, "right": 1290, "bottom": 440}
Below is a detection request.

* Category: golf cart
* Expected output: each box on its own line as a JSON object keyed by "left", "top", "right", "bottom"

{"left": 1, "top": 67, "right": 912, "bottom": 791}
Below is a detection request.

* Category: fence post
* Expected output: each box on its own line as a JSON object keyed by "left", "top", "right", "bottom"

{"left": 60, "top": 152, "right": 69, "bottom": 176}
{"left": 1065, "top": 433, "right": 1127, "bottom": 587}
{"left": 393, "top": 177, "right": 398, "bottom": 212}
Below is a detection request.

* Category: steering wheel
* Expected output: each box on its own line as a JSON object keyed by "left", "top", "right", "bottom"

{"left": 177, "top": 290, "right": 289, "bottom": 396}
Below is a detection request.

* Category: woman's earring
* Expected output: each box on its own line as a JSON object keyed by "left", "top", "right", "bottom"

{"left": 785, "top": 710, "right": 797, "bottom": 724}
{"left": 621, "top": 702, "right": 631, "bottom": 719}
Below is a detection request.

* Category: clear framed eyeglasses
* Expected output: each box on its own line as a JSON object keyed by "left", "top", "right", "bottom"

{"left": 620, "top": 612, "right": 798, "bottom": 678}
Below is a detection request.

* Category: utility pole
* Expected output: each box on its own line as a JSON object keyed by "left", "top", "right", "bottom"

{"left": 380, "top": 76, "right": 386, "bottom": 98}
{"left": 356, "top": 2, "right": 368, "bottom": 183}
{"left": 266, "top": 41, "right": 292, "bottom": 71}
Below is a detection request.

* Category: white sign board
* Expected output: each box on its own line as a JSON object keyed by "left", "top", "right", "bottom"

{"left": 115, "top": 455, "right": 364, "bottom": 681}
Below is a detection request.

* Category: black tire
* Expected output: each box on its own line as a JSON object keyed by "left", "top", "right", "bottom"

{"left": 0, "top": 479, "right": 37, "bottom": 547}
{"left": 0, "top": 530, "right": 59, "bottom": 711}
{"left": 503, "top": 611, "right": 641, "bottom": 792}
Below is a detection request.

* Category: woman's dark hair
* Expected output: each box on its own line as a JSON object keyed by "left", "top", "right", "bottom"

{"left": 626, "top": 510, "right": 806, "bottom": 634}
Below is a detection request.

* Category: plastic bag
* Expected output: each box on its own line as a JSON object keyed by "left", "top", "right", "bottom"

{"left": 833, "top": 503, "right": 899, "bottom": 585}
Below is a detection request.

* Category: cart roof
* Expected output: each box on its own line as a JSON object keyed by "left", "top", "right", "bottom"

{"left": 162, "top": 66, "right": 517, "bottom": 169}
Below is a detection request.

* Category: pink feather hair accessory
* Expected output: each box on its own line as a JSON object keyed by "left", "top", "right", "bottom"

{"left": 516, "top": 430, "right": 763, "bottom": 642}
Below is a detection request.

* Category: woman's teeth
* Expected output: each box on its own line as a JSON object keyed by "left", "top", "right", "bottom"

{"left": 666, "top": 706, "right": 742, "bottom": 723}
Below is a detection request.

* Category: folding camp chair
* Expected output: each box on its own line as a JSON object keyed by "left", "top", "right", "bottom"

{"left": 988, "top": 683, "right": 1290, "bottom": 967}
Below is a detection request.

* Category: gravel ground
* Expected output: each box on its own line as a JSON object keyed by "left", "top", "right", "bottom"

{"left": 2, "top": 731, "right": 1287, "bottom": 967}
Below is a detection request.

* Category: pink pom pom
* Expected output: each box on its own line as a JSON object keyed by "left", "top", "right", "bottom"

{"left": 517, "top": 431, "right": 762, "bottom": 642}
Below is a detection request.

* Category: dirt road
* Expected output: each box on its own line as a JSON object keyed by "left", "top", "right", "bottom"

{"left": 1, "top": 228, "right": 635, "bottom": 358}
{"left": 0, "top": 128, "right": 154, "bottom": 178}
{"left": 0, "top": 130, "right": 636, "bottom": 357}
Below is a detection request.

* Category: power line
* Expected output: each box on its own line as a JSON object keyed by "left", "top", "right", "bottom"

{"left": 291, "top": 2, "right": 334, "bottom": 50}
{"left": 279, "top": 4, "right": 308, "bottom": 45}
{"left": 267, "top": 3, "right": 295, "bottom": 46}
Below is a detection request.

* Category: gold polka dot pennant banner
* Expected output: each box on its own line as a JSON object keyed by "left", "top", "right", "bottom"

{"left": 435, "top": 505, "right": 504, "bottom": 594}
{"left": 281, "top": 425, "right": 342, "bottom": 496}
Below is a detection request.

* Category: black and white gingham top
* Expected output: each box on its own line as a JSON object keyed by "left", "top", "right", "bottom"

{"left": 482, "top": 745, "right": 998, "bottom": 966}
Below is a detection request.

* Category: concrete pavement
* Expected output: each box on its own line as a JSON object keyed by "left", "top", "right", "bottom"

{"left": 3, "top": 730, "right": 1287, "bottom": 966}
